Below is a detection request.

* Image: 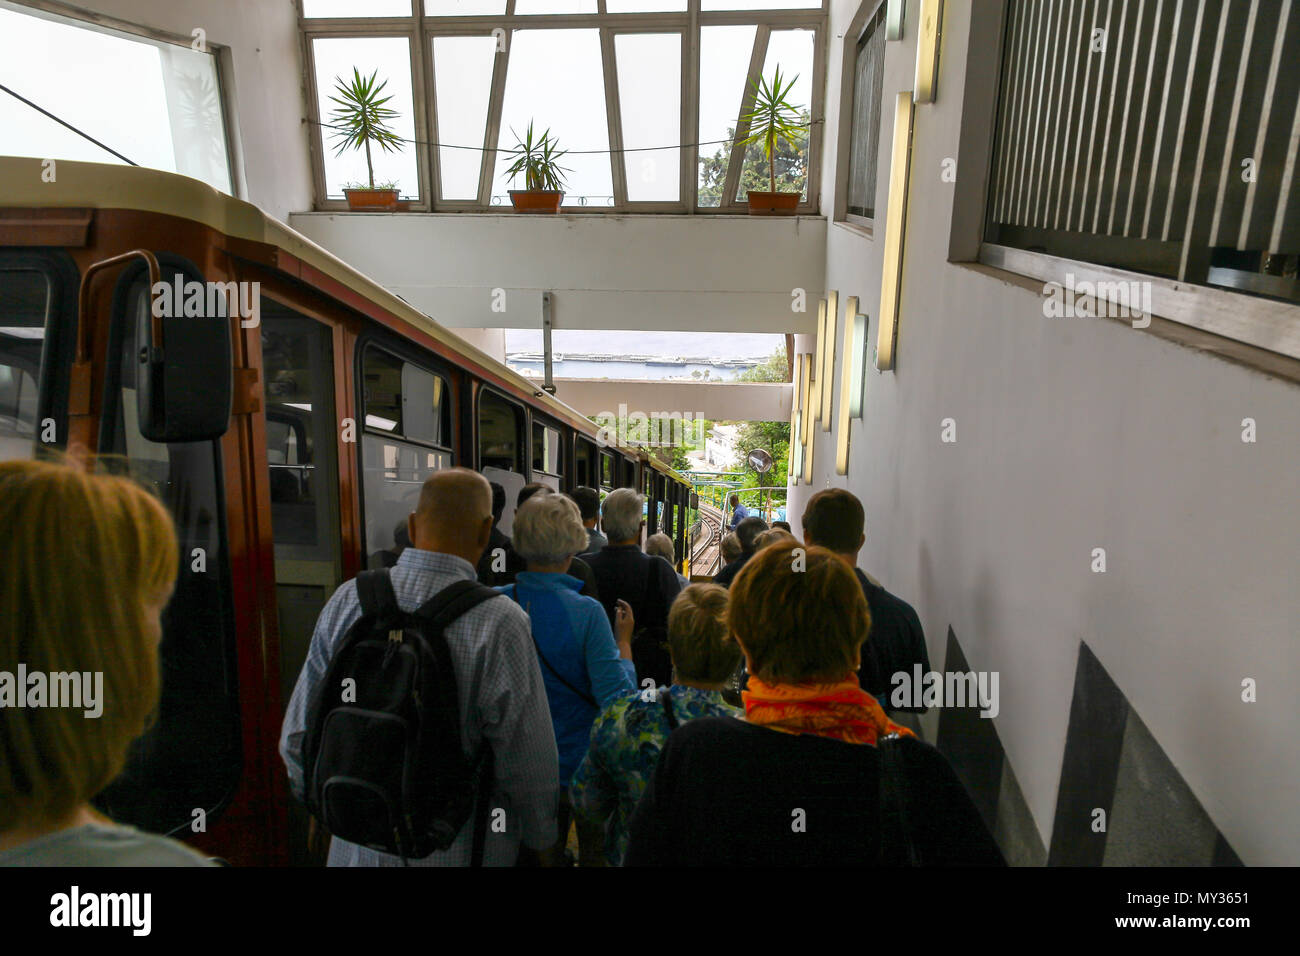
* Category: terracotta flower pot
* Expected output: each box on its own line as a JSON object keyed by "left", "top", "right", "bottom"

{"left": 746, "top": 191, "right": 801, "bottom": 216}
{"left": 509, "top": 190, "right": 564, "bottom": 214}
{"left": 344, "top": 188, "right": 400, "bottom": 211}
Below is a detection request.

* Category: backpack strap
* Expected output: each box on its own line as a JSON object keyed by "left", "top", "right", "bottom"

{"left": 509, "top": 585, "right": 598, "bottom": 709}
{"left": 659, "top": 686, "right": 678, "bottom": 731}
{"left": 356, "top": 568, "right": 402, "bottom": 625}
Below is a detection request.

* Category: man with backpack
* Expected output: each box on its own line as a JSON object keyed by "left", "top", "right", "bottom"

{"left": 279, "top": 468, "right": 559, "bottom": 866}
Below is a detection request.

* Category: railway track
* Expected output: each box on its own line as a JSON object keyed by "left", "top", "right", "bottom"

{"left": 690, "top": 502, "right": 725, "bottom": 578}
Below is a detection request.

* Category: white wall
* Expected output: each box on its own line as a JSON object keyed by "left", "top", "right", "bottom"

{"left": 53, "top": 0, "right": 313, "bottom": 221}
{"left": 289, "top": 212, "right": 826, "bottom": 335}
{"left": 798, "top": 0, "right": 1300, "bottom": 864}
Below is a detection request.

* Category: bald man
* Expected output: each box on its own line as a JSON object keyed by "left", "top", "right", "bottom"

{"left": 280, "top": 468, "right": 560, "bottom": 866}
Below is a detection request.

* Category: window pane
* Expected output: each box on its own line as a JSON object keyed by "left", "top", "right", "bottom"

{"left": 433, "top": 35, "right": 496, "bottom": 200}
{"left": 312, "top": 36, "right": 419, "bottom": 200}
{"left": 363, "top": 435, "right": 450, "bottom": 558}
{"left": 399, "top": 361, "right": 450, "bottom": 446}
{"left": 0, "top": 4, "right": 231, "bottom": 193}
{"left": 513, "top": 0, "right": 598, "bottom": 13}
{"left": 480, "top": 391, "right": 522, "bottom": 472}
{"left": 735, "top": 28, "right": 814, "bottom": 203}
{"left": 846, "top": 8, "right": 886, "bottom": 219}
{"left": 616, "top": 33, "right": 681, "bottom": 202}
{"left": 703, "top": 0, "right": 821, "bottom": 8}
{"left": 426, "top": 0, "right": 507, "bottom": 13}
{"left": 362, "top": 346, "right": 403, "bottom": 434}
{"left": 532, "top": 422, "right": 562, "bottom": 474}
{"left": 262, "top": 312, "right": 339, "bottom": 552}
{"left": 697, "top": 24, "right": 757, "bottom": 207}
{"left": 0, "top": 269, "right": 48, "bottom": 462}
{"left": 606, "top": 0, "right": 686, "bottom": 10}
{"left": 494, "top": 29, "right": 612, "bottom": 207}
{"left": 304, "top": 0, "right": 412, "bottom": 15}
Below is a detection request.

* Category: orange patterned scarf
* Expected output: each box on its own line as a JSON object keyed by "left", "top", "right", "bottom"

{"left": 743, "top": 676, "right": 917, "bottom": 746}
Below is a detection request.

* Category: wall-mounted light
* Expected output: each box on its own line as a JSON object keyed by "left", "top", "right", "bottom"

{"left": 913, "top": 0, "right": 943, "bottom": 104}
{"left": 835, "top": 296, "right": 868, "bottom": 476}
{"left": 788, "top": 351, "right": 804, "bottom": 482}
{"left": 812, "top": 299, "right": 827, "bottom": 423}
{"left": 799, "top": 351, "right": 816, "bottom": 484}
{"left": 877, "top": 92, "right": 914, "bottom": 371}
{"left": 887, "top": 0, "right": 905, "bottom": 40}
{"left": 820, "top": 290, "right": 837, "bottom": 432}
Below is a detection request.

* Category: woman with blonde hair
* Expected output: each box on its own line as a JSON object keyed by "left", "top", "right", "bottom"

{"left": 624, "top": 540, "right": 1003, "bottom": 866}
{"left": 572, "top": 583, "right": 742, "bottom": 865}
{"left": 502, "top": 489, "right": 636, "bottom": 865}
{"left": 0, "top": 459, "right": 211, "bottom": 866}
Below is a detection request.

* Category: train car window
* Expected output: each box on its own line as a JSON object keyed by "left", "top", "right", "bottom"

{"left": 531, "top": 421, "right": 562, "bottom": 490}
{"left": 361, "top": 345, "right": 454, "bottom": 560}
{"left": 94, "top": 266, "right": 241, "bottom": 838}
{"left": 600, "top": 450, "right": 615, "bottom": 489}
{"left": 575, "top": 436, "right": 597, "bottom": 488}
{"left": 0, "top": 268, "right": 48, "bottom": 461}
{"left": 479, "top": 389, "right": 525, "bottom": 534}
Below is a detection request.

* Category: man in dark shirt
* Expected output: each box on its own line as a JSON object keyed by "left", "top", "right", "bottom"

{"left": 727, "top": 493, "right": 750, "bottom": 530}
{"left": 583, "top": 487, "right": 681, "bottom": 684}
{"left": 569, "top": 486, "right": 608, "bottom": 554}
{"left": 801, "top": 488, "right": 930, "bottom": 711}
{"left": 711, "top": 515, "right": 768, "bottom": 588}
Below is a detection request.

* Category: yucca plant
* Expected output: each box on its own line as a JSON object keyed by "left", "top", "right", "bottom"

{"left": 502, "top": 121, "right": 570, "bottom": 192}
{"left": 737, "top": 66, "right": 805, "bottom": 196}
{"left": 328, "top": 67, "right": 404, "bottom": 191}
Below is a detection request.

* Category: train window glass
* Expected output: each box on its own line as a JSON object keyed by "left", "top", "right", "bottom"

{"left": 479, "top": 389, "right": 525, "bottom": 533}
{"left": 532, "top": 421, "right": 562, "bottom": 477}
{"left": 576, "top": 437, "right": 596, "bottom": 488}
{"left": 600, "top": 450, "right": 614, "bottom": 488}
{"left": 262, "top": 312, "right": 341, "bottom": 555}
{"left": 401, "top": 362, "right": 450, "bottom": 446}
{"left": 0, "top": 268, "right": 48, "bottom": 461}
{"left": 362, "top": 347, "right": 403, "bottom": 434}
{"left": 94, "top": 270, "right": 240, "bottom": 837}
{"left": 361, "top": 434, "right": 451, "bottom": 560}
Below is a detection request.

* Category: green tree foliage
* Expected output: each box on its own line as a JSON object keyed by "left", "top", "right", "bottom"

{"left": 698, "top": 110, "right": 809, "bottom": 207}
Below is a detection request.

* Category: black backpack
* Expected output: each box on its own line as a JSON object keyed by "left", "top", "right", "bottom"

{"left": 302, "top": 570, "right": 502, "bottom": 865}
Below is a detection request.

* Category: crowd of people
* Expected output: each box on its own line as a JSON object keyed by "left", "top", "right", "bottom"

{"left": 0, "top": 458, "right": 1002, "bottom": 867}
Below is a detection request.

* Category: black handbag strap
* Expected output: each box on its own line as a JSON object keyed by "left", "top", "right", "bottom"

{"left": 659, "top": 686, "right": 678, "bottom": 730}
{"left": 878, "top": 732, "right": 920, "bottom": 866}
{"left": 510, "top": 585, "right": 598, "bottom": 708}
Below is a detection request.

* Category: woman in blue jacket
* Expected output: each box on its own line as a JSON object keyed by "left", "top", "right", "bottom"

{"left": 503, "top": 489, "right": 636, "bottom": 866}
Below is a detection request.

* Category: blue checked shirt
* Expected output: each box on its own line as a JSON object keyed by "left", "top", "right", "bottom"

{"left": 279, "top": 549, "right": 559, "bottom": 866}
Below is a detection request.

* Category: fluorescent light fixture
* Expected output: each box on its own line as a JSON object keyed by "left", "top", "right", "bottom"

{"left": 914, "top": 0, "right": 943, "bottom": 104}
{"left": 877, "top": 92, "right": 914, "bottom": 372}
{"left": 812, "top": 299, "right": 827, "bottom": 423}
{"left": 887, "top": 0, "right": 905, "bottom": 40}
{"left": 835, "top": 296, "right": 868, "bottom": 476}
{"left": 788, "top": 353, "right": 803, "bottom": 482}
{"left": 820, "top": 290, "right": 837, "bottom": 432}
{"left": 799, "top": 352, "right": 815, "bottom": 484}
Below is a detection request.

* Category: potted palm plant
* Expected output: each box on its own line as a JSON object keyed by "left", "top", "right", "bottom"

{"left": 328, "top": 67, "right": 405, "bottom": 211}
{"left": 738, "top": 66, "right": 805, "bottom": 215}
{"left": 503, "top": 121, "right": 570, "bottom": 214}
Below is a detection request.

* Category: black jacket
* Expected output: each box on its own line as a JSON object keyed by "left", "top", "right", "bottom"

{"left": 624, "top": 716, "right": 1004, "bottom": 866}
{"left": 855, "top": 569, "right": 930, "bottom": 711}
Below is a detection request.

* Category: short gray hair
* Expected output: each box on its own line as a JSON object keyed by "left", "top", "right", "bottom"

{"left": 601, "top": 487, "right": 645, "bottom": 543}
{"left": 512, "top": 493, "right": 589, "bottom": 565}
{"left": 646, "top": 532, "right": 676, "bottom": 565}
